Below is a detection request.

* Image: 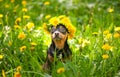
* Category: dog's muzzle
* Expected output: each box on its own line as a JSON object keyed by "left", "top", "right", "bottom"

{"left": 53, "top": 31, "right": 61, "bottom": 40}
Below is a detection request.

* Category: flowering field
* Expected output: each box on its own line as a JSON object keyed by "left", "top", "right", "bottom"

{"left": 0, "top": 0, "right": 120, "bottom": 77}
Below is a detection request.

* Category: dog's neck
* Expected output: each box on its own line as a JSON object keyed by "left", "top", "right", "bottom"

{"left": 52, "top": 39, "right": 66, "bottom": 50}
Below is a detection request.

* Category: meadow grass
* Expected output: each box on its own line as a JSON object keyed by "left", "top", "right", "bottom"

{"left": 0, "top": 0, "right": 120, "bottom": 77}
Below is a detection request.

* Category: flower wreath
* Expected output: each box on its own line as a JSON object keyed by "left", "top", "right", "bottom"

{"left": 43, "top": 15, "right": 76, "bottom": 39}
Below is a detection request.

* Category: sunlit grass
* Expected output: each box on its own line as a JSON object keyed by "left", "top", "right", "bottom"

{"left": 0, "top": 0, "right": 120, "bottom": 77}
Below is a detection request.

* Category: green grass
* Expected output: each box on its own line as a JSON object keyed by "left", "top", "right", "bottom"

{"left": 0, "top": 0, "right": 120, "bottom": 77}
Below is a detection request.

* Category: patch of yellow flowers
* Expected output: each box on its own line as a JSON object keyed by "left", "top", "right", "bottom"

{"left": 43, "top": 15, "right": 76, "bottom": 39}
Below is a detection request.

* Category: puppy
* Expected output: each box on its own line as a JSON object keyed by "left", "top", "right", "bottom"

{"left": 43, "top": 24, "right": 72, "bottom": 71}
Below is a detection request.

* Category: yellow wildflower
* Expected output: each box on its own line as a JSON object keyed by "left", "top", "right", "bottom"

{"left": 79, "top": 38, "right": 90, "bottom": 48}
{"left": 11, "top": 0, "right": 14, "bottom": 3}
{"left": 30, "top": 47, "right": 35, "bottom": 51}
{"left": 103, "top": 30, "right": 109, "bottom": 35}
{"left": 14, "top": 72, "right": 21, "bottom": 77}
{"left": 102, "top": 43, "right": 112, "bottom": 51}
{"left": 22, "top": 8, "right": 28, "bottom": 12}
{"left": 0, "top": 14, "right": 3, "bottom": 18}
{"left": 30, "top": 42, "right": 37, "bottom": 46}
{"left": 15, "top": 18, "right": 21, "bottom": 25}
{"left": 18, "top": 32, "right": 26, "bottom": 40}
{"left": 49, "top": 17, "right": 59, "bottom": 26}
{"left": 92, "top": 32, "right": 98, "bottom": 35}
{"left": 102, "top": 54, "right": 109, "bottom": 59}
{"left": 108, "top": 8, "right": 114, "bottom": 13}
{"left": 45, "top": 15, "right": 51, "bottom": 19}
{"left": 16, "top": 66, "right": 22, "bottom": 72}
{"left": 0, "top": 55, "right": 3, "bottom": 60}
{"left": 22, "top": 0, "right": 27, "bottom": 6}
{"left": 20, "top": 46, "right": 26, "bottom": 52}
{"left": 58, "top": 15, "right": 66, "bottom": 19}
{"left": 105, "top": 33, "right": 112, "bottom": 39}
{"left": 2, "top": 69, "right": 6, "bottom": 77}
{"left": 8, "top": 41, "right": 12, "bottom": 46}
{"left": 13, "top": 9, "right": 16, "bottom": 13}
{"left": 14, "top": 25, "right": 21, "bottom": 29}
{"left": 57, "top": 67, "right": 65, "bottom": 74}
{"left": 5, "top": 4, "right": 10, "bottom": 8}
{"left": 26, "top": 22, "right": 34, "bottom": 30}
{"left": 114, "top": 33, "right": 120, "bottom": 38}
{"left": 23, "top": 15, "right": 30, "bottom": 19}
{"left": 44, "top": 1, "right": 50, "bottom": 5}
{"left": 0, "top": 0, "right": 3, "bottom": 2}
{"left": 60, "top": 16, "right": 71, "bottom": 25}
{"left": 42, "top": 23, "right": 50, "bottom": 34}
{"left": 114, "top": 27, "right": 120, "bottom": 32}
{"left": 44, "top": 15, "right": 76, "bottom": 39}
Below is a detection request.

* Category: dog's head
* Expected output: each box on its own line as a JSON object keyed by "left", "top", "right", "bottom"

{"left": 50, "top": 24, "right": 68, "bottom": 49}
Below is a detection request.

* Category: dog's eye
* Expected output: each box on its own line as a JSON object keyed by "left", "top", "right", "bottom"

{"left": 51, "top": 27, "right": 56, "bottom": 33}
{"left": 59, "top": 27, "right": 67, "bottom": 34}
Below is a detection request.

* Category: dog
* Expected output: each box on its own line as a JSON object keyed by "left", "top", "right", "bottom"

{"left": 43, "top": 23, "right": 72, "bottom": 71}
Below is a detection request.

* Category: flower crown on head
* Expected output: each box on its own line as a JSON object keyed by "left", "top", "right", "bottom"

{"left": 43, "top": 15, "right": 76, "bottom": 39}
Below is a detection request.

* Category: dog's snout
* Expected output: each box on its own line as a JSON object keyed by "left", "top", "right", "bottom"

{"left": 54, "top": 31, "right": 59, "bottom": 36}
{"left": 55, "top": 32, "right": 59, "bottom": 36}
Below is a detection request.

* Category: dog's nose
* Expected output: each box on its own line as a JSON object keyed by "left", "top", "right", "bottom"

{"left": 54, "top": 31, "right": 59, "bottom": 36}
{"left": 55, "top": 32, "right": 59, "bottom": 36}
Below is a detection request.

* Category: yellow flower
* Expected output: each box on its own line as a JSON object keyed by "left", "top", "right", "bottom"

{"left": 44, "top": 1, "right": 50, "bottom": 5}
{"left": 18, "top": 32, "right": 26, "bottom": 40}
{"left": 0, "top": 55, "right": 3, "bottom": 60}
{"left": 2, "top": 69, "right": 6, "bottom": 77}
{"left": 14, "top": 25, "right": 21, "bottom": 29}
{"left": 11, "top": 0, "right": 14, "bottom": 3}
{"left": 22, "top": 0, "right": 27, "bottom": 6}
{"left": 0, "top": 0, "right": 3, "bottom": 2}
{"left": 23, "top": 15, "right": 30, "bottom": 19}
{"left": 26, "top": 22, "right": 34, "bottom": 30}
{"left": 103, "top": 30, "right": 109, "bottom": 35}
{"left": 45, "top": 15, "right": 51, "bottom": 19}
{"left": 67, "top": 24, "right": 76, "bottom": 39}
{"left": 13, "top": 9, "right": 16, "bottom": 13}
{"left": 102, "top": 54, "right": 109, "bottom": 59}
{"left": 14, "top": 72, "right": 21, "bottom": 77}
{"left": 60, "top": 16, "right": 71, "bottom": 25}
{"left": 8, "top": 41, "right": 12, "bottom": 46}
{"left": 20, "top": 46, "right": 26, "bottom": 52}
{"left": 0, "top": 14, "right": 3, "bottom": 18}
{"left": 49, "top": 17, "right": 59, "bottom": 26}
{"left": 30, "top": 47, "right": 35, "bottom": 51}
{"left": 15, "top": 18, "right": 21, "bottom": 25}
{"left": 44, "top": 15, "right": 76, "bottom": 39}
{"left": 105, "top": 33, "right": 112, "bottom": 39}
{"left": 57, "top": 67, "right": 65, "bottom": 74}
{"left": 114, "top": 27, "right": 120, "bottom": 32}
{"left": 92, "top": 32, "right": 98, "bottom": 35}
{"left": 16, "top": 66, "right": 22, "bottom": 72}
{"left": 114, "top": 33, "right": 120, "bottom": 38}
{"left": 58, "top": 15, "right": 66, "bottom": 19}
{"left": 42, "top": 23, "right": 50, "bottom": 34}
{"left": 30, "top": 42, "right": 37, "bottom": 46}
{"left": 5, "top": 4, "right": 10, "bottom": 8}
{"left": 22, "top": 8, "right": 28, "bottom": 12}
{"left": 79, "top": 38, "right": 90, "bottom": 48}
{"left": 102, "top": 43, "right": 112, "bottom": 51}
{"left": 108, "top": 8, "right": 114, "bottom": 13}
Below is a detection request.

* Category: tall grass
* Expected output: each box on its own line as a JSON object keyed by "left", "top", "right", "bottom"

{"left": 0, "top": 0, "right": 120, "bottom": 77}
